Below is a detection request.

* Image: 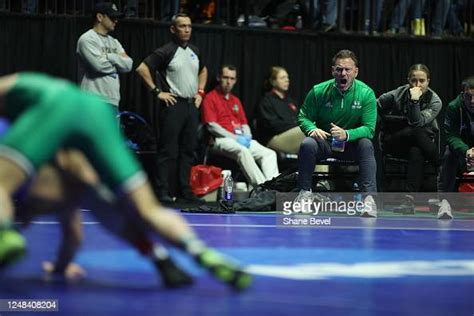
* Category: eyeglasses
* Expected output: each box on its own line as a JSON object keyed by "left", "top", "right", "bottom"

{"left": 334, "top": 66, "right": 354, "bottom": 74}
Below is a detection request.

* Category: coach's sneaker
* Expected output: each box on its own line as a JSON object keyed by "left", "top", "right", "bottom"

{"left": 0, "top": 228, "right": 26, "bottom": 268}
{"left": 437, "top": 199, "right": 453, "bottom": 220}
{"left": 197, "top": 248, "right": 252, "bottom": 291}
{"left": 393, "top": 195, "right": 416, "bottom": 215}
{"left": 294, "top": 190, "right": 315, "bottom": 213}
{"left": 428, "top": 198, "right": 441, "bottom": 213}
{"left": 360, "top": 195, "right": 377, "bottom": 218}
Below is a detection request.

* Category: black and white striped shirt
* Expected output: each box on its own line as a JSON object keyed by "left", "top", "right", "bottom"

{"left": 143, "top": 40, "right": 204, "bottom": 99}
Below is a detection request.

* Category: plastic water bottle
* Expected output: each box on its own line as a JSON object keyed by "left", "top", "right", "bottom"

{"left": 224, "top": 173, "right": 234, "bottom": 202}
{"left": 219, "top": 170, "right": 230, "bottom": 201}
{"left": 295, "top": 15, "right": 303, "bottom": 29}
{"left": 331, "top": 137, "right": 346, "bottom": 152}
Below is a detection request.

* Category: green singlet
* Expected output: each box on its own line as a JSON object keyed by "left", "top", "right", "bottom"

{"left": 0, "top": 72, "right": 145, "bottom": 193}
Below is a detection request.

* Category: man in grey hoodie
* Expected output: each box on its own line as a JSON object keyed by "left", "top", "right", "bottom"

{"left": 77, "top": 2, "right": 132, "bottom": 110}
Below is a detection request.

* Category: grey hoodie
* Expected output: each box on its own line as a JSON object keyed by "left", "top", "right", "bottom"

{"left": 377, "top": 84, "right": 442, "bottom": 134}
{"left": 77, "top": 29, "right": 133, "bottom": 106}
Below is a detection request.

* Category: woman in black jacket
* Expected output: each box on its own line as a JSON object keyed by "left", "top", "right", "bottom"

{"left": 257, "top": 66, "right": 304, "bottom": 154}
{"left": 378, "top": 64, "right": 442, "bottom": 210}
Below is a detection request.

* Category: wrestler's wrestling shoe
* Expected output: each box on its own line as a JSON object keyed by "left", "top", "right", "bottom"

{"left": 155, "top": 257, "right": 194, "bottom": 288}
{"left": 197, "top": 249, "right": 252, "bottom": 291}
{"left": 0, "top": 228, "right": 26, "bottom": 268}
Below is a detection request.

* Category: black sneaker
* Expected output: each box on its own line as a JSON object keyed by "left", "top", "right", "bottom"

{"left": 154, "top": 257, "right": 194, "bottom": 288}
{"left": 177, "top": 192, "right": 205, "bottom": 204}
{"left": 157, "top": 193, "right": 174, "bottom": 204}
{"left": 393, "top": 195, "right": 415, "bottom": 215}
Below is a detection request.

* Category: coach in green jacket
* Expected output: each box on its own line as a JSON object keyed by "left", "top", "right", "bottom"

{"left": 295, "top": 49, "right": 378, "bottom": 216}
{"left": 438, "top": 76, "right": 474, "bottom": 192}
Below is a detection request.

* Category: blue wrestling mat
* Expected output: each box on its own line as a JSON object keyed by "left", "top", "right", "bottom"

{"left": 1, "top": 212, "right": 473, "bottom": 315}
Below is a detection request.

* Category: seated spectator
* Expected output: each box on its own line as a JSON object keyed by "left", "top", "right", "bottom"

{"left": 433, "top": 76, "right": 474, "bottom": 220}
{"left": 201, "top": 65, "right": 279, "bottom": 186}
{"left": 257, "top": 66, "right": 305, "bottom": 155}
{"left": 438, "top": 76, "right": 474, "bottom": 192}
{"left": 378, "top": 64, "right": 442, "bottom": 212}
{"left": 295, "top": 49, "right": 378, "bottom": 217}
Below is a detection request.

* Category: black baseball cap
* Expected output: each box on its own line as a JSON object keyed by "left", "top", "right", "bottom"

{"left": 93, "top": 2, "right": 124, "bottom": 19}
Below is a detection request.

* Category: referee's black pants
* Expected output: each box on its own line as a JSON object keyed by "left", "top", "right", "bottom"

{"left": 155, "top": 97, "right": 199, "bottom": 197}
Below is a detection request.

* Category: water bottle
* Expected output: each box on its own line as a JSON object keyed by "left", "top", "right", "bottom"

{"left": 295, "top": 15, "right": 303, "bottom": 29}
{"left": 219, "top": 170, "right": 230, "bottom": 201}
{"left": 224, "top": 173, "right": 234, "bottom": 202}
{"left": 331, "top": 137, "right": 346, "bottom": 152}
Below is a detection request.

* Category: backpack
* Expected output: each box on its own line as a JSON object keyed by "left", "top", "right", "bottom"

{"left": 232, "top": 190, "right": 277, "bottom": 212}
{"left": 256, "top": 167, "right": 298, "bottom": 192}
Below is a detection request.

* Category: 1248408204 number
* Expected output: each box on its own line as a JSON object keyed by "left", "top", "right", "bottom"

{"left": 0, "top": 299, "right": 58, "bottom": 312}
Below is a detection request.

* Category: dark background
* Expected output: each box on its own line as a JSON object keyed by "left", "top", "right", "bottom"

{"left": 1, "top": 13, "right": 473, "bottom": 126}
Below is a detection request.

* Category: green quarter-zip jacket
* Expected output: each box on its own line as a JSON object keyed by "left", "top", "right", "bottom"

{"left": 444, "top": 94, "right": 474, "bottom": 156}
{"left": 298, "top": 79, "right": 377, "bottom": 141}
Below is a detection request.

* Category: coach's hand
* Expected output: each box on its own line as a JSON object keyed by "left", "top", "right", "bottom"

{"left": 330, "top": 123, "right": 347, "bottom": 141}
{"left": 309, "top": 128, "right": 331, "bottom": 140}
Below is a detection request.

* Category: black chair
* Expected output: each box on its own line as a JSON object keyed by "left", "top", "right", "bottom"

{"left": 117, "top": 111, "right": 157, "bottom": 186}
{"left": 376, "top": 115, "right": 440, "bottom": 191}
{"left": 117, "top": 111, "right": 156, "bottom": 153}
{"left": 197, "top": 124, "right": 244, "bottom": 182}
{"left": 312, "top": 158, "right": 359, "bottom": 191}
